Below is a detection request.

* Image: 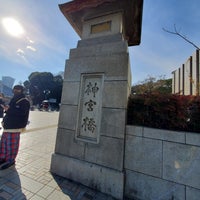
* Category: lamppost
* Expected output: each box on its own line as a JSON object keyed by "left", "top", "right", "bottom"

{"left": 43, "top": 89, "right": 50, "bottom": 100}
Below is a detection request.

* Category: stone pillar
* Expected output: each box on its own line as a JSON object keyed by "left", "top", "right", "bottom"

{"left": 51, "top": 1, "right": 143, "bottom": 199}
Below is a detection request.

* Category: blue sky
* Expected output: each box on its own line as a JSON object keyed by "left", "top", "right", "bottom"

{"left": 0, "top": 0, "right": 199, "bottom": 85}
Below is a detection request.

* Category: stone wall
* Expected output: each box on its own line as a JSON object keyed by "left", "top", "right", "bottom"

{"left": 125, "top": 125, "right": 200, "bottom": 200}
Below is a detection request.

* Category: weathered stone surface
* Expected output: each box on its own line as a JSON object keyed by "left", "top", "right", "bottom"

{"left": 124, "top": 126, "right": 200, "bottom": 200}
{"left": 52, "top": 12, "right": 131, "bottom": 200}
{"left": 55, "top": 128, "right": 85, "bottom": 159}
{"left": 58, "top": 104, "right": 78, "bottom": 131}
{"left": 55, "top": 129, "right": 124, "bottom": 171}
{"left": 186, "top": 132, "right": 200, "bottom": 146}
{"left": 77, "top": 34, "right": 124, "bottom": 48}
{"left": 186, "top": 186, "right": 200, "bottom": 200}
{"left": 51, "top": 154, "right": 124, "bottom": 200}
{"left": 82, "top": 13, "right": 123, "bottom": 40}
{"left": 125, "top": 170, "right": 185, "bottom": 200}
{"left": 85, "top": 136, "right": 124, "bottom": 171}
{"left": 61, "top": 79, "right": 130, "bottom": 109}
{"left": 59, "top": 0, "right": 143, "bottom": 46}
{"left": 75, "top": 73, "right": 104, "bottom": 144}
{"left": 61, "top": 81, "right": 80, "bottom": 105}
{"left": 64, "top": 53, "right": 129, "bottom": 82}
{"left": 143, "top": 127, "right": 186, "bottom": 143}
{"left": 71, "top": 38, "right": 128, "bottom": 58}
{"left": 102, "top": 81, "right": 129, "bottom": 108}
{"left": 125, "top": 135, "right": 162, "bottom": 177}
{"left": 101, "top": 108, "right": 125, "bottom": 139}
{"left": 126, "top": 125, "right": 143, "bottom": 137}
{"left": 163, "top": 142, "right": 200, "bottom": 189}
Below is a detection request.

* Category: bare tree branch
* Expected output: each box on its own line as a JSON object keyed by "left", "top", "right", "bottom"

{"left": 163, "top": 24, "right": 200, "bottom": 50}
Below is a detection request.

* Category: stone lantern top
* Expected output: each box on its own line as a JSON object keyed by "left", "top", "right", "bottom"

{"left": 59, "top": 0, "right": 143, "bottom": 46}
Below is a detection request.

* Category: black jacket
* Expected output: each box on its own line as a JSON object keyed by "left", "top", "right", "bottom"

{"left": 2, "top": 94, "right": 30, "bottom": 129}
{"left": 0, "top": 98, "right": 4, "bottom": 118}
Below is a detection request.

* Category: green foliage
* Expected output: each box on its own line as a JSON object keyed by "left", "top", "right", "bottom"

{"left": 127, "top": 94, "right": 200, "bottom": 133}
{"left": 132, "top": 76, "right": 172, "bottom": 95}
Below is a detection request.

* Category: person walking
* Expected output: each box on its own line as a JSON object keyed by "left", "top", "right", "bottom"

{"left": 0, "top": 85, "right": 30, "bottom": 170}
{"left": 0, "top": 93, "right": 5, "bottom": 118}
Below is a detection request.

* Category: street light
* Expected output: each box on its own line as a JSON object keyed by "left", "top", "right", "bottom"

{"left": 43, "top": 90, "right": 50, "bottom": 100}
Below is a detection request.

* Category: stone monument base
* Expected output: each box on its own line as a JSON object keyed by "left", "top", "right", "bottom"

{"left": 51, "top": 153, "right": 124, "bottom": 199}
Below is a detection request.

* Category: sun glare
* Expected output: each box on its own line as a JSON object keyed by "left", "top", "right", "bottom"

{"left": 2, "top": 17, "right": 25, "bottom": 37}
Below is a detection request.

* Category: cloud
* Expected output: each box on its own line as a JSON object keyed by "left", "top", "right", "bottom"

{"left": 16, "top": 48, "right": 25, "bottom": 56}
{"left": 16, "top": 48, "right": 27, "bottom": 62}
{"left": 16, "top": 48, "right": 33, "bottom": 67}
{"left": 26, "top": 37, "right": 34, "bottom": 44}
{"left": 26, "top": 45, "right": 36, "bottom": 52}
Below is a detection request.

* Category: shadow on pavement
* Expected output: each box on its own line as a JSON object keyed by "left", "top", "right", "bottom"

{"left": 0, "top": 166, "right": 26, "bottom": 199}
{"left": 51, "top": 173, "right": 117, "bottom": 200}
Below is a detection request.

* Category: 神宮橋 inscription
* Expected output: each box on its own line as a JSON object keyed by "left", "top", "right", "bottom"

{"left": 76, "top": 73, "right": 104, "bottom": 143}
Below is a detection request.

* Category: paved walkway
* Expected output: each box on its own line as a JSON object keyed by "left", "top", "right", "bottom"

{"left": 0, "top": 111, "right": 116, "bottom": 200}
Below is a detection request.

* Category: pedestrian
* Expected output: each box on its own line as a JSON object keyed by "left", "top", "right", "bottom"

{"left": 0, "top": 93, "right": 5, "bottom": 118}
{"left": 0, "top": 85, "right": 30, "bottom": 170}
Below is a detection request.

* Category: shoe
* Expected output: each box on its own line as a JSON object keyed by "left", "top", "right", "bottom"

{"left": 0, "top": 161, "right": 15, "bottom": 170}
{"left": 0, "top": 159, "right": 5, "bottom": 165}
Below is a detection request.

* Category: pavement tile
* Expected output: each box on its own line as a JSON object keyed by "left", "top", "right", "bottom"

{"left": 47, "top": 175, "right": 65, "bottom": 190}
{"left": 75, "top": 190, "right": 88, "bottom": 199}
{"left": 29, "top": 194, "right": 45, "bottom": 200}
{"left": 47, "top": 189, "right": 71, "bottom": 200}
{"left": 36, "top": 173, "right": 53, "bottom": 185}
{"left": 13, "top": 190, "right": 30, "bottom": 200}
{"left": 0, "top": 178, "right": 7, "bottom": 186}
{"left": 0, "top": 111, "right": 118, "bottom": 200}
{"left": 2, "top": 181, "right": 20, "bottom": 194}
{"left": 20, "top": 188, "right": 34, "bottom": 199}
{"left": 0, "top": 168, "right": 13, "bottom": 178}
{"left": 0, "top": 189, "right": 12, "bottom": 199}
{"left": 18, "top": 175, "right": 45, "bottom": 194}
{"left": 81, "top": 193, "right": 94, "bottom": 200}
{"left": 37, "top": 185, "right": 55, "bottom": 199}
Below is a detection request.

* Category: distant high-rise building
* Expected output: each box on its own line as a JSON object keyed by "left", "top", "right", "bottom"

{"left": 0, "top": 76, "right": 15, "bottom": 96}
{"left": 0, "top": 80, "right": 2, "bottom": 93}
{"left": 2, "top": 76, "right": 15, "bottom": 88}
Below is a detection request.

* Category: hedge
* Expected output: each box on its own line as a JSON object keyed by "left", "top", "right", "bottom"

{"left": 127, "top": 94, "right": 200, "bottom": 133}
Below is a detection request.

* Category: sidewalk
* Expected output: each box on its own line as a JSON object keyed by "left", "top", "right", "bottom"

{"left": 0, "top": 111, "right": 116, "bottom": 200}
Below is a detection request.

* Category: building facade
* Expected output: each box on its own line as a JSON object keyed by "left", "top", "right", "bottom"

{"left": 0, "top": 76, "right": 15, "bottom": 96}
{"left": 172, "top": 49, "right": 200, "bottom": 95}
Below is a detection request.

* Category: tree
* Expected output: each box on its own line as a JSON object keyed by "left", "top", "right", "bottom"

{"left": 163, "top": 24, "right": 200, "bottom": 50}
{"left": 131, "top": 76, "right": 172, "bottom": 95}
{"left": 24, "top": 72, "right": 63, "bottom": 106}
{"left": 50, "top": 75, "right": 63, "bottom": 103}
